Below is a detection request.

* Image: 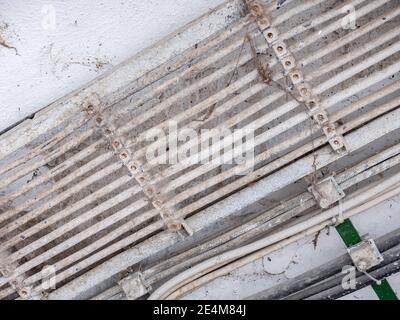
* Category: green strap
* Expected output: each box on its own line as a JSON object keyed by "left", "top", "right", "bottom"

{"left": 335, "top": 219, "right": 362, "bottom": 247}
{"left": 372, "top": 279, "right": 399, "bottom": 300}
{"left": 335, "top": 218, "right": 398, "bottom": 300}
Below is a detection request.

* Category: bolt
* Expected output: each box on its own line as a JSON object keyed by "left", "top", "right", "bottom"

{"left": 18, "top": 287, "right": 31, "bottom": 299}
{"left": 0, "top": 265, "right": 14, "bottom": 277}
{"left": 308, "top": 101, "right": 316, "bottom": 108}
{"left": 250, "top": 3, "right": 263, "bottom": 17}
{"left": 120, "top": 151, "right": 128, "bottom": 158}
{"left": 153, "top": 200, "right": 162, "bottom": 207}
{"left": 358, "top": 260, "right": 368, "bottom": 271}
{"left": 86, "top": 104, "right": 94, "bottom": 114}
{"left": 145, "top": 187, "right": 154, "bottom": 196}
{"left": 167, "top": 222, "right": 181, "bottom": 232}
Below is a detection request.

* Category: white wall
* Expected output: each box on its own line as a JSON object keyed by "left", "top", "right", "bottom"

{"left": 0, "top": 0, "right": 225, "bottom": 132}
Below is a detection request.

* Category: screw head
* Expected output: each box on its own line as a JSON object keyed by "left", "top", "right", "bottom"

{"left": 18, "top": 286, "right": 32, "bottom": 299}
{"left": 358, "top": 260, "right": 368, "bottom": 271}
{"left": 250, "top": 3, "right": 263, "bottom": 17}
{"left": 86, "top": 104, "right": 95, "bottom": 114}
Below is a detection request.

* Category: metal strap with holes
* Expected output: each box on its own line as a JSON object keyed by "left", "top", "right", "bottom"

{"left": 244, "top": 0, "right": 348, "bottom": 154}
{"left": 82, "top": 94, "right": 192, "bottom": 235}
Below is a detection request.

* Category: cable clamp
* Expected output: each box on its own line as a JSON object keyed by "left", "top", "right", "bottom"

{"left": 347, "top": 237, "right": 384, "bottom": 272}
{"left": 308, "top": 176, "right": 345, "bottom": 209}
{"left": 118, "top": 272, "right": 152, "bottom": 300}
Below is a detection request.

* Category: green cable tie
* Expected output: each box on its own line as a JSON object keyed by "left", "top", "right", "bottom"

{"left": 335, "top": 218, "right": 362, "bottom": 248}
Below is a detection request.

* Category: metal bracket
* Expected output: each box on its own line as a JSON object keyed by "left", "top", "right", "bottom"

{"left": 245, "top": 1, "right": 349, "bottom": 154}
{"left": 348, "top": 238, "right": 384, "bottom": 272}
{"left": 245, "top": 0, "right": 271, "bottom": 30}
{"left": 308, "top": 176, "right": 345, "bottom": 209}
{"left": 83, "top": 94, "right": 192, "bottom": 235}
{"left": 118, "top": 272, "right": 152, "bottom": 300}
{"left": 153, "top": 201, "right": 194, "bottom": 236}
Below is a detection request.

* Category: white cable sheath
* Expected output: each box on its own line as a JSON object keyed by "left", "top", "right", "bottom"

{"left": 149, "top": 173, "right": 400, "bottom": 299}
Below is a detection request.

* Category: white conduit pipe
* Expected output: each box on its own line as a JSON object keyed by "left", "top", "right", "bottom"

{"left": 0, "top": 115, "right": 91, "bottom": 177}
{"left": 145, "top": 29, "right": 400, "bottom": 187}
{"left": 149, "top": 174, "right": 400, "bottom": 299}
{"left": 90, "top": 143, "right": 400, "bottom": 299}
{"left": 51, "top": 92, "right": 400, "bottom": 296}
{"left": 120, "top": 52, "right": 264, "bottom": 153}
{"left": 47, "top": 106, "right": 400, "bottom": 300}
{"left": 38, "top": 1, "right": 400, "bottom": 298}
{"left": 142, "top": 144, "right": 400, "bottom": 284}
{"left": 300, "top": 3, "right": 400, "bottom": 67}
{"left": 7, "top": 198, "right": 150, "bottom": 281}
{"left": 8, "top": 186, "right": 142, "bottom": 263}
{"left": 155, "top": 68, "right": 400, "bottom": 202}
{"left": 116, "top": 30, "right": 260, "bottom": 136}
{"left": 289, "top": 0, "right": 389, "bottom": 53}
{"left": 168, "top": 181, "right": 400, "bottom": 300}
{"left": 129, "top": 0, "right": 392, "bottom": 163}
{"left": 150, "top": 177, "right": 400, "bottom": 300}
{"left": 0, "top": 139, "right": 105, "bottom": 206}
{"left": 0, "top": 157, "right": 122, "bottom": 237}
{"left": 306, "top": 27, "right": 400, "bottom": 81}
{"left": 23, "top": 209, "right": 159, "bottom": 287}
{"left": 0, "top": 128, "right": 95, "bottom": 190}
{"left": 281, "top": 0, "right": 367, "bottom": 41}
{"left": 0, "top": 15, "right": 254, "bottom": 183}
{"left": 0, "top": 151, "right": 116, "bottom": 226}
{"left": 114, "top": 0, "right": 309, "bottom": 124}
{"left": 115, "top": 0, "right": 329, "bottom": 134}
